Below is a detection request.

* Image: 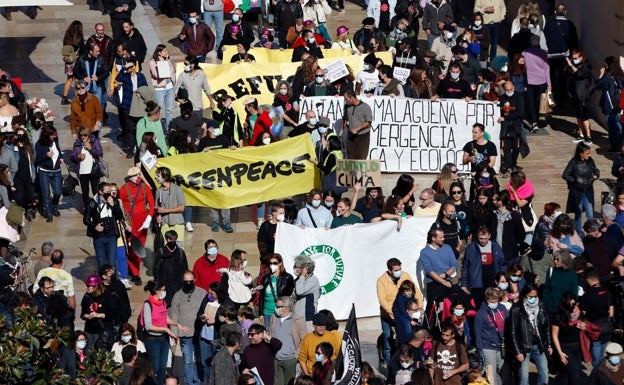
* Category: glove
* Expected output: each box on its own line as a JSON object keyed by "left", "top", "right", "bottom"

{"left": 139, "top": 215, "right": 152, "bottom": 231}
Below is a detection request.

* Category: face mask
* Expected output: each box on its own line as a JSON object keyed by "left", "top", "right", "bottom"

{"left": 166, "top": 241, "right": 177, "bottom": 249}
{"left": 34, "top": 121, "right": 43, "bottom": 129}
{"left": 232, "top": 14, "right": 240, "bottom": 22}
{"left": 312, "top": 199, "right": 321, "bottom": 208}
{"left": 102, "top": 192, "right": 111, "bottom": 200}
{"left": 270, "top": 264, "right": 279, "bottom": 273}
{"left": 121, "top": 335, "right": 132, "bottom": 343}
{"left": 395, "top": 28, "right": 402, "bottom": 35}
{"left": 315, "top": 354, "right": 323, "bottom": 362}
{"left": 76, "top": 341, "right": 87, "bottom": 350}
{"left": 474, "top": 20, "right": 482, "bottom": 27}
{"left": 453, "top": 309, "right": 465, "bottom": 317}
{"left": 309, "top": 118, "right": 318, "bottom": 126}
{"left": 261, "top": 137, "right": 271, "bottom": 145}
{"left": 213, "top": 128, "right": 221, "bottom": 136}
{"left": 445, "top": 213, "right": 456, "bottom": 221}
{"left": 403, "top": 292, "right": 413, "bottom": 298}
{"left": 510, "top": 276, "right": 520, "bottom": 282}
{"left": 308, "top": 38, "right": 316, "bottom": 45}
{"left": 450, "top": 72, "right": 460, "bottom": 80}
{"left": 207, "top": 294, "right": 217, "bottom": 302}
{"left": 401, "top": 362, "right": 412, "bottom": 369}
{"left": 182, "top": 281, "right": 195, "bottom": 292}
{"left": 411, "top": 311, "right": 421, "bottom": 320}
{"left": 501, "top": 65, "right": 508, "bottom": 72}
{"left": 393, "top": 270, "right": 402, "bottom": 279}
{"left": 573, "top": 58, "right": 581, "bottom": 65}
{"left": 363, "top": 64, "right": 371, "bottom": 71}
{"left": 498, "top": 283, "right": 509, "bottom": 291}
{"left": 318, "top": 126, "right": 328, "bottom": 134}
{"left": 488, "top": 302, "right": 499, "bottom": 310}
{"left": 161, "top": 291, "right": 167, "bottom": 299}
{"left": 505, "top": 91, "right": 514, "bottom": 97}
{"left": 242, "top": 260, "right": 248, "bottom": 269}
{"left": 239, "top": 49, "right": 246, "bottom": 56}
{"left": 526, "top": 297, "right": 538, "bottom": 305}
{"left": 155, "top": 175, "right": 163, "bottom": 184}
{"left": 274, "top": 307, "right": 281, "bottom": 317}
{"left": 315, "top": 76, "right": 324, "bottom": 84}
{"left": 218, "top": 315, "right": 226, "bottom": 322}
{"left": 189, "top": 17, "right": 197, "bottom": 24}
{"left": 276, "top": 214, "right": 285, "bottom": 222}
{"left": 445, "top": 32, "right": 454, "bottom": 39}
{"left": 279, "top": 89, "right": 288, "bottom": 95}
{"left": 184, "top": 65, "right": 192, "bottom": 72}
{"left": 325, "top": 201, "right": 334, "bottom": 208}
{"left": 261, "top": 37, "right": 268, "bottom": 44}
{"left": 609, "top": 356, "right": 621, "bottom": 365}
{"left": 481, "top": 172, "right": 490, "bottom": 178}
{"left": 207, "top": 247, "right": 218, "bottom": 255}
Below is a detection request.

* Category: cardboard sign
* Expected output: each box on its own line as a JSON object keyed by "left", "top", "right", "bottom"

{"left": 336, "top": 159, "right": 381, "bottom": 188}
{"left": 324, "top": 59, "right": 349, "bottom": 83}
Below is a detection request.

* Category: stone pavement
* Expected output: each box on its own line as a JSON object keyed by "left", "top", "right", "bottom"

{"left": 0, "top": 0, "right": 611, "bottom": 379}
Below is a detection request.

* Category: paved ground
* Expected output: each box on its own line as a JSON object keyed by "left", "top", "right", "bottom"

{"left": 1, "top": 0, "right": 610, "bottom": 381}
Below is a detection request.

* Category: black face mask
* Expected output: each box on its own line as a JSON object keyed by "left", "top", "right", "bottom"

{"left": 182, "top": 281, "right": 195, "bottom": 293}
{"left": 102, "top": 192, "right": 111, "bottom": 199}
{"left": 166, "top": 241, "right": 177, "bottom": 249}
{"left": 33, "top": 121, "right": 43, "bottom": 130}
{"left": 182, "top": 113, "right": 192, "bottom": 120}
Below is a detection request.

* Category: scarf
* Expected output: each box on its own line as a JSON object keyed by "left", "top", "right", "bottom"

{"left": 508, "top": 179, "right": 535, "bottom": 200}
{"left": 523, "top": 298, "right": 541, "bottom": 339}
{"left": 495, "top": 209, "right": 511, "bottom": 245}
{"left": 78, "top": 93, "right": 88, "bottom": 112}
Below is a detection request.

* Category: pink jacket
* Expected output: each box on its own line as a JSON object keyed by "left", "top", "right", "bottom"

{"left": 149, "top": 58, "right": 175, "bottom": 89}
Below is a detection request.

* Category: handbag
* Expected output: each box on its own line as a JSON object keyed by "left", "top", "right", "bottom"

{"left": 92, "top": 158, "right": 109, "bottom": 179}
{"left": 539, "top": 92, "right": 553, "bottom": 114}
{"left": 62, "top": 164, "right": 79, "bottom": 197}
{"left": 6, "top": 202, "right": 24, "bottom": 227}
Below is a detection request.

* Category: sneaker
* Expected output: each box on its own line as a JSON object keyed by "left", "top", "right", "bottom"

{"left": 211, "top": 221, "right": 219, "bottom": 232}
{"left": 531, "top": 123, "right": 539, "bottom": 133}
{"left": 222, "top": 222, "right": 234, "bottom": 233}
{"left": 121, "top": 278, "right": 133, "bottom": 290}
{"left": 257, "top": 219, "right": 264, "bottom": 230}
{"left": 132, "top": 276, "right": 142, "bottom": 286}
{"left": 185, "top": 222, "right": 194, "bottom": 232}
{"left": 584, "top": 138, "right": 593, "bottom": 145}
{"left": 336, "top": 7, "right": 345, "bottom": 13}
{"left": 571, "top": 135, "right": 584, "bottom": 143}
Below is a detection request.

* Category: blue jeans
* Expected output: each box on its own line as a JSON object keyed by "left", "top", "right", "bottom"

{"left": 184, "top": 206, "right": 193, "bottom": 223}
{"left": 575, "top": 193, "right": 593, "bottom": 235}
{"left": 257, "top": 202, "right": 266, "bottom": 221}
{"left": 199, "top": 338, "right": 216, "bottom": 382}
{"left": 116, "top": 245, "right": 128, "bottom": 279}
{"left": 39, "top": 169, "right": 61, "bottom": 217}
{"left": 144, "top": 336, "right": 170, "bottom": 385}
{"left": 487, "top": 23, "right": 500, "bottom": 60}
{"left": 591, "top": 340, "right": 607, "bottom": 367}
{"left": 380, "top": 316, "right": 395, "bottom": 366}
{"left": 180, "top": 337, "right": 201, "bottom": 385}
{"left": 518, "top": 344, "right": 549, "bottom": 385}
{"left": 607, "top": 112, "right": 622, "bottom": 151}
{"left": 263, "top": 313, "right": 272, "bottom": 329}
{"left": 154, "top": 87, "right": 175, "bottom": 130}
{"left": 93, "top": 236, "right": 117, "bottom": 269}
{"left": 203, "top": 10, "right": 224, "bottom": 50}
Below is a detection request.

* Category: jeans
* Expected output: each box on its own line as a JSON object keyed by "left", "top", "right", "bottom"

{"left": 39, "top": 169, "right": 61, "bottom": 217}
{"left": 116, "top": 245, "right": 129, "bottom": 279}
{"left": 380, "top": 316, "right": 395, "bottom": 366}
{"left": 209, "top": 208, "right": 230, "bottom": 224}
{"left": 607, "top": 112, "right": 623, "bottom": 151}
{"left": 257, "top": 202, "right": 266, "bottom": 221}
{"left": 263, "top": 313, "right": 272, "bottom": 329}
{"left": 518, "top": 344, "right": 549, "bottom": 385}
{"left": 144, "top": 336, "right": 170, "bottom": 385}
{"left": 575, "top": 193, "right": 593, "bottom": 235}
{"left": 93, "top": 236, "right": 118, "bottom": 269}
{"left": 591, "top": 340, "right": 607, "bottom": 367}
{"left": 482, "top": 349, "right": 503, "bottom": 385}
{"left": 154, "top": 87, "right": 175, "bottom": 130}
{"left": 487, "top": 23, "right": 500, "bottom": 60}
{"left": 203, "top": 10, "right": 224, "bottom": 50}
{"left": 180, "top": 337, "right": 201, "bottom": 385}
{"left": 184, "top": 206, "right": 193, "bottom": 223}
{"left": 199, "top": 338, "right": 216, "bottom": 382}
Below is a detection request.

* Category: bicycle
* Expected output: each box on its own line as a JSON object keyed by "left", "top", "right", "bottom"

{"left": 3, "top": 245, "right": 37, "bottom": 293}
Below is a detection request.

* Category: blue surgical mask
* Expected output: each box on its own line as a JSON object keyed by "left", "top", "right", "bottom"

{"left": 393, "top": 270, "right": 402, "bottom": 279}
{"left": 450, "top": 72, "right": 460, "bottom": 80}
{"left": 572, "top": 58, "right": 581, "bottom": 65}
{"left": 189, "top": 17, "right": 197, "bottom": 24}
{"left": 213, "top": 128, "right": 221, "bottom": 136}
{"left": 207, "top": 247, "right": 218, "bottom": 255}
{"left": 274, "top": 308, "right": 281, "bottom": 317}
{"left": 309, "top": 118, "right": 318, "bottom": 126}
{"left": 526, "top": 297, "right": 538, "bottom": 305}
{"left": 363, "top": 64, "right": 371, "bottom": 71}
{"left": 395, "top": 28, "right": 402, "bottom": 35}
{"left": 609, "top": 356, "right": 621, "bottom": 365}
{"left": 315, "top": 353, "right": 323, "bottom": 362}
{"left": 76, "top": 340, "right": 87, "bottom": 350}
{"left": 453, "top": 309, "right": 465, "bottom": 317}
{"left": 315, "top": 76, "right": 324, "bottom": 84}
{"left": 510, "top": 275, "right": 520, "bottom": 282}
{"left": 318, "top": 126, "right": 328, "bottom": 134}
{"left": 121, "top": 335, "right": 132, "bottom": 343}
{"left": 488, "top": 302, "right": 499, "bottom": 310}
{"left": 498, "top": 283, "right": 509, "bottom": 291}
{"left": 232, "top": 14, "right": 240, "bottom": 22}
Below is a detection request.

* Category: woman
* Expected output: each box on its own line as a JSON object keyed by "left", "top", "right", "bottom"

{"left": 308, "top": 135, "right": 347, "bottom": 196}
{"left": 34, "top": 126, "right": 63, "bottom": 223}
{"left": 507, "top": 170, "right": 535, "bottom": 246}
{"left": 220, "top": 251, "right": 254, "bottom": 308}
{"left": 293, "top": 255, "right": 320, "bottom": 329}
{"left": 566, "top": 49, "right": 594, "bottom": 143}
{"left": 303, "top": 0, "right": 332, "bottom": 42}
{"left": 542, "top": 249, "right": 579, "bottom": 314}
{"left": 435, "top": 200, "right": 466, "bottom": 258}
{"left": 135, "top": 131, "right": 163, "bottom": 193}
{"left": 469, "top": 12, "right": 491, "bottom": 66}
{"left": 393, "top": 280, "right": 424, "bottom": 345}
{"left": 116, "top": 60, "right": 148, "bottom": 150}
{"left": 312, "top": 342, "right": 335, "bottom": 385}
{"left": 404, "top": 66, "right": 433, "bottom": 99}
{"left": 167, "top": 129, "right": 192, "bottom": 156}
{"left": 273, "top": 80, "right": 300, "bottom": 137}
{"left": 80, "top": 274, "right": 115, "bottom": 350}
{"left": 391, "top": 174, "right": 418, "bottom": 216}
{"left": 255, "top": 28, "right": 280, "bottom": 49}
{"left": 443, "top": 297, "right": 471, "bottom": 346}
{"left": 382, "top": 194, "right": 410, "bottom": 232}
{"left": 212, "top": 94, "right": 244, "bottom": 147}
{"left": 129, "top": 353, "right": 157, "bottom": 385}
{"left": 141, "top": 280, "right": 189, "bottom": 385}
{"left": 322, "top": 190, "right": 339, "bottom": 214}
{"left": 69, "top": 79, "right": 103, "bottom": 140}
{"left": 292, "top": 55, "right": 318, "bottom": 100}
{"left": 61, "top": 20, "right": 85, "bottom": 105}
{"left": 12, "top": 127, "right": 37, "bottom": 221}
{"left": 331, "top": 26, "right": 356, "bottom": 52}
{"left": 136, "top": 101, "right": 168, "bottom": 157}
{"left": 431, "top": 163, "right": 458, "bottom": 201}
{"left": 506, "top": 263, "right": 527, "bottom": 302}
{"left": 475, "top": 68, "right": 499, "bottom": 102}
{"left": 470, "top": 189, "right": 496, "bottom": 236}
{"left": 449, "top": 181, "right": 473, "bottom": 236}
{"left": 352, "top": 184, "right": 384, "bottom": 223}
{"left": 59, "top": 330, "right": 90, "bottom": 379}
{"left": 230, "top": 42, "right": 256, "bottom": 63}
{"left": 111, "top": 322, "right": 147, "bottom": 363}
{"left": 296, "top": 189, "right": 334, "bottom": 229}
{"left": 70, "top": 126, "right": 103, "bottom": 212}
{"left": 494, "top": 272, "right": 513, "bottom": 309}
{"left": 529, "top": 202, "right": 560, "bottom": 280}
{"left": 149, "top": 44, "right": 176, "bottom": 130}
{"left": 523, "top": 34, "right": 551, "bottom": 132}
{"left": 493, "top": 190, "right": 526, "bottom": 265}
{"left": 0, "top": 164, "right": 16, "bottom": 256}
{"left": 474, "top": 287, "right": 508, "bottom": 385}
{"left": 596, "top": 56, "right": 624, "bottom": 152}
{"left": 259, "top": 253, "right": 294, "bottom": 328}
{"left": 0, "top": 92, "right": 18, "bottom": 126}
{"left": 551, "top": 292, "right": 585, "bottom": 385}
{"left": 509, "top": 54, "right": 527, "bottom": 98}
{"left": 471, "top": 162, "right": 500, "bottom": 201}
{"left": 548, "top": 213, "right": 584, "bottom": 257}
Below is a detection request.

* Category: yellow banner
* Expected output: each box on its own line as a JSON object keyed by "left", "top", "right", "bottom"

{"left": 152, "top": 136, "right": 321, "bottom": 209}
{"left": 222, "top": 45, "right": 363, "bottom": 63}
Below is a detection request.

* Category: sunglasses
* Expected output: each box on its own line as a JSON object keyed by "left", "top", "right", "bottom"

{"left": 451, "top": 191, "right": 463, "bottom": 195}
{"left": 75, "top": 86, "right": 86, "bottom": 90}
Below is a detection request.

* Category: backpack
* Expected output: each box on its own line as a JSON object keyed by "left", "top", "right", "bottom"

{"left": 61, "top": 44, "right": 78, "bottom": 64}
{"left": 136, "top": 300, "right": 151, "bottom": 340}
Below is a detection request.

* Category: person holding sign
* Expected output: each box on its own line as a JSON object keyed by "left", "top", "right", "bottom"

{"left": 462, "top": 123, "right": 498, "bottom": 173}
{"left": 433, "top": 62, "right": 473, "bottom": 101}
{"left": 149, "top": 45, "right": 176, "bottom": 130}
{"left": 303, "top": 68, "right": 338, "bottom": 97}
{"left": 377, "top": 65, "right": 404, "bottom": 97}
{"left": 212, "top": 94, "right": 244, "bottom": 147}
{"left": 342, "top": 90, "right": 373, "bottom": 160}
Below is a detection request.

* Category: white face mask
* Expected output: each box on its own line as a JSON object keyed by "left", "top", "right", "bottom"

{"left": 312, "top": 199, "right": 321, "bottom": 208}
{"left": 184, "top": 64, "right": 192, "bottom": 72}
{"left": 262, "top": 137, "right": 271, "bottom": 145}
{"left": 161, "top": 291, "right": 167, "bottom": 299}
{"left": 242, "top": 260, "right": 248, "bottom": 269}
{"left": 213, "top": 128, "right": 221, "bottom": 136}
{"left": 76, "top": 340, "right": 87, "bottom": 350}
{"left": 276, "top": 213, "right": 285, "bottom": 222}
{"left": 325, "top": 201, "right": 334, "bottom": 207}
{"left": 481, "top": 172, "right": 490, "bottom": 178}
{"left": 445, "top": 32, "right": 454, "bottom": 39}
{"left": 450, "top": 72, "right": 460, "bottom": 80}
{"left": 400, "top": 362, "right": 412, "bottom": 369}
{"left": 189, "top": 17, "right": 197, "bottom": 24}
{"left": 232, "top": 14, "right": 240, "bottom": 22}
{"left": 279, "top": 89, "right": 288, "bottom": 95}
{"left": 474, "top": 20, "right": 482, "bottom": 27}
{"left": 411, "top": 311, "right": 421, "bottom": 320}
{"left": 270, "top": 264, "right": 279, "bottom": 273}
{"left": 505, "top": 91, "right": 514, "bottom": 97}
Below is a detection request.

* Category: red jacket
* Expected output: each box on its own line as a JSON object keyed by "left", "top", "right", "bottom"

{"left": 249, "top": 111, "right": 274, "bottom": 146}
{"left": 193, "top": 253, "right": 230, "bottom": 291}
{"left": 119, "top": 180, "right": 155, "bottom": 235}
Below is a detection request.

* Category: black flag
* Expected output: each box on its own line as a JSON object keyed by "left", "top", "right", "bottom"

{"left": 334, "top": 304, "right": 362, "bottom": 385}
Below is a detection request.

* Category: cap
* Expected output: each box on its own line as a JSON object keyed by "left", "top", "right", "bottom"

{"left": 336, "top": 25, "right": 349, "bottom": 35}
{"left": 303, "top": 19, "right": 315, "bottom": 28}
{"left": 229, "top": 24, "right": 241, "bottom": 34}
{"left": 205, "top": 119, "right": 219, "bottom": 128}
{"left": 363, "top": 53, "right": 378, "bottom": 66}
{"left": 312, "top": 313, "right": 327, "bottom": 326}
{"left": 260, "top": 28, "right": 272, "bottom": 37}
{"left": 127, "top": 167, "right": 141, "bottom": 176}
{"left": 362, "top": 17, "right": 375, "bottom": 26}
{"left": 318, "top": 117, "right": 331, "bottom": 127}
{"left": 606, "top": 343, "right": 623, "bottom": 355}
{"left": 424, "top": 50, "right": 436, "bottom": 59}
{"left": 244, "top": 97, "right": 257, "bottom": 105}
{"left": 85, "top": 274, "right": 103, "bottom": 287}
{"left": 443, "top": 25, "right": 456, "bottom": 33}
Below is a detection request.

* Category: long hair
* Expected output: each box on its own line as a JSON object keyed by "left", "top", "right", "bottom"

{"left": 15, "top": 127, "right": 33, "bottom": 158}
{"left": 302, "top": 55, "right": 318, "bottom": 84}
{"left": 141, "top": 132, "right": 159, "bottom": 156}
{"left": 554, "top": 291, "right": 580, "bottom": 326}
{"left": 407, "top": 66, "right": 432, "bottom": 98}
{"left": 37, "top": 126, "right": 57, "bottom": 147}
{"left": 605, "top": 56, "right": 624, "bottom": 83}
{"left": 152, "top": 43, "right": 167, "bottom": 61}
{"left": 129, "top": 353, "right": 154, "bottom": 385}
{"left": 474, "top": 189, "right": 494, "bottom": 216}
{"left": 364, "top": 187, "right": 384, "bottom": 210}
{"left": 383, "top": 194, "right": 403, "bottom": 214}
{"left": 510, "top": 54, "right": 525, "bottom": 76}
{"left": 169, "top": 129, "right": 191, "bottom": 154}
{"left": 63, "top": 20, "right": 84, "bottom": 46}
{"left": 0, "top": 164, "right": 10, "bottom": 187}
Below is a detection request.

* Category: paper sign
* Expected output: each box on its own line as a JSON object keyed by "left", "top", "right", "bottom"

{"left": 141, "top": 152, "right": 157, "bottom": 171}
{"left": 156, "top": 61, "right": 171, "bottom": 79}
{"left": 336, "top": 159, "right": 382, "bottom": 187}
{"left": 324, "top": 59, "right": 349, "bottom": 83}
{"left": 393, "top": 67, "right": 411, "bottom": 84}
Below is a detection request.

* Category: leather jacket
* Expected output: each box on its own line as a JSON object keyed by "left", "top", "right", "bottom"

{"left": 562, "top": 157, "right": 599, "bottom": 192}
{"left": 509, "top": 301, "right": 551, "bottom": 355}
{"left": 258, "top": 272, "right": 295, "bottom": 315}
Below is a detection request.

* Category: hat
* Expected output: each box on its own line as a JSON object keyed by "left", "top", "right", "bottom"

{"left": 205, "top": 119, "right": 219, "bottom": 128}
{"left": 606, "top": 343, "right": 623, "bottom": 355}
{"left": 85, "top": 274, "right": 103, "bottom": 287}
{"left": 229, "top": 24, "right": 241, "bottom": 34}
{"left": 312, "top": 313, "right": 327, "bottom": 326}
{"left": 490, "top": 55, "right": 509, "bottom": 72}
{"left": 260, "top": 28, "right": 272, "bottom": 37}
{"left": 127, "top": 167, "right": 141, "bottom": 176}
{"left": 363, "top": 53, "right": 378, "bottom": 66}
{"left": 303, "top": 19, "right": 315, "bottom": 28}
{"left": 336, "top": 25, "right": 349, "bottom": 35}
{"left": 318, "top": 117, "right": 331, "bottom": 127}
{"left": 424, "top": 50, "right": 436, "bottom": 59}
{"left": 443, "top": 25, "right": 456, "bottom": 33}
{"left": 362, "top": 17, "right": 375, "bottom": 26}
{"left": 244, "top": 97, "right": 257, "bottom": 105}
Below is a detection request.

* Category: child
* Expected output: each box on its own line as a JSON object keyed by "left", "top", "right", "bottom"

{"left": 467, "top": 369, "right": 490, "bottom": 385}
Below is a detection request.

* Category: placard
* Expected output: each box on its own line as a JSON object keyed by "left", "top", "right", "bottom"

{"left": 336, "top": 159, "right": 382, "bottom": 188}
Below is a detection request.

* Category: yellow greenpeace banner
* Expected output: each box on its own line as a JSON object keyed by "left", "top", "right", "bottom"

{"left": 222, "top": 45, "right": 363, "bottom": 63}
{"left": 152, "top": 136, "right": 321, "bottom": 209}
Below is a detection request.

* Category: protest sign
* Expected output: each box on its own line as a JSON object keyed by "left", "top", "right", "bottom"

{"left": 336, "top": 159, "right": 381, "bottom": 188}
{"left": 324, "top": 59, "right": 349, "bottom": 83}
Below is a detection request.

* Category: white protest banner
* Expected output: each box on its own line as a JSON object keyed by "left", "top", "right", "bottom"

{"left": 298, "top": 96, "right": 501, "bottom": 173}
{"left": 324, "top": 59, "right": 349, "bottom": 83}
{"left": 393, "top": 67, "right": 411, "bottom": 84}
{"left": 275, "top": 218, "right": 435, "bottom": 319}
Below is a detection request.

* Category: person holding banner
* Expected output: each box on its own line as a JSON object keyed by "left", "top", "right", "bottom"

{"left": 377, "top": 65, "right": 404, "bottom": 97}
{"left": 343, "top": 90, "right": 373, "bottom": 160}
{"left": 296, "top": 188, "right": 334, "bottom": 229}
{"left": 307, "top": 132, "right": 347, "bottom": 196}
{"left": 273, "top": 81, "right": 300, "bottom": 136}
{"left": 154, "top": 167, "right": 186, "bottom": 248}
{"left": 230, "top": 43, "right": 256, "bottom": 63}
{"left": 245, "top": 98, "right": 274, "bottom": 147}
{"left": 331, "top": 198, "right": 362, "bottom": 228}
{"left": 355, "top": 53, "right": 380, "bottom": 95}
{"left": 212, "top": 94, "right": 244, "bottom": 147}
{"left": 433, "top": 61, "right": 473, "bottom": 101}
{"left": 303, "top": 68, "right": 338, "bottom": 97}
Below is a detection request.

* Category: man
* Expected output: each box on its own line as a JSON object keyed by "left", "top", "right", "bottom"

{"left": 435, "top": 201, "right": 466, "bottom": 259}
{"left": 474, "top": 288, "right": 508, "bottom": 385}
{"left": 179, "top": 10, "right": 216, "bottom": 63}
{"left": 270, "top": 296, "right": 308, "bottom": 385}
{"left": 353, "top": 17, "right": 385, "bottom": 54}
{"left": 31, "top": 275, "right": 73, "bottom": 329}
{"left": 429, "top": 322, "right": 469, "bottom": 385}
{"left": 84, "top": 182, "right": 127, "bottom": 269}
{"left": 170, "top": 271, "right": 207, "bottom": 385}
{"left": 385, "top": 18, "right": 408, "bottom": 47}
{"left": 355, "top": 53, "right": 380, "bottom": 96}
{"left": 99, "top": 264, "right": 131, "bottom": 327}
{"left": 331, "top": 198, "right": 362, "bottom": 228}
{"left": 175, "top": 56, "right": 216, "bottom": 115}
{"left": 33, "top": 241, "right": 54, "bottom": 278}
{"left": 298, "top": 313, "right": 341, "bottom": 375}
{"left": 543, "top": 3, "right": 579, "bottom": 105}
{"left": 342, "top": 90, "right": 372, "bottom": 160}
{"left": 414, "top": 188, "right": 441, "bottom": 216}
{"left": 431, "top": 25, "right": 456, "bottom": 71}
{"left": 498, "top": 80, "right": 526, "bottom": 175}
{"left": 170, "top": 102, "right": 206, "bottom": 146}
{"left": 601, "top": 204, "right": 623, "bottom": 248}
{"left": 117, "top": 21, "right": 147, "bottom": 69}
{"left": 507, "top": 17, "right": 533, "bottom": 60}
{"left": 376, "top": 258, "right": 415, "bottom": 367}
{"left": 275, "top": 0, "right": 303, "bottom": 48}
{"left": 420, "top": 226, "right": 458, "bottom": 309}
{"left": 303, "top": 68, "right": 337, "bottom": 97}
{"left": 208, "top": 331, "right": 242, "bottom": 385}
{"left": 33, "top": 249, "right": 76, "bottom": 310}
{"left": 580, "top": 267, "right": 614, "bottom": 367}
{"left": 461, "top": 226, "right": 507, "bottom": 305}
{"left": 392, "top": 38, "right": 423, "bottom": 73}
{"left": 291, "top": 30, "right": 324, "bottom": 62}
{"left": 377, "top": 64, "right": 404, "bottom": 96}
{"left": 422, "top": 0, "right": 454, "bottom": 48}
{"left": 104, "top": 0, "right": 136, "bottom": 40}
{"left": 118, "top": 345, "right": 138, "bottom": 385}
{"left": 257, "top": 201, "right": 285, "bottom": 261}
{"left": 404, "top": 328, "right": 432, "bottom": 366}
{"left": 242, "top": 323, "right": 283, "bottom": 385}
{"left": 224, "top": 8, "right": 256, "bottom": 48}
{"left": 87, "top": 23, "right": 115, "bottom": 69}
{"left": 193, "top": 239, "right": 230, "bottom": 291}
{"left": 588, "top": 342, "right": 624, "bottom": 385}
{"left": 433, "top": 61, "right": 473, "bottom": 100}
{"left": 583, "top": 219, "right": 620, "bottom": 279}
{"left": 119, "top": 167, "right": 154, "bottom": 285}
{"left": 473, "top": 0, "right": 506, "bottom": 60}
{"left": 73, "top": 42, "right": 110, "bottom": 111}
{"left": 154, "top": 230, "right": 189, "bottom": 305}
{"left": 462, "top": 123, "right": 498, "bottom": 173}
{"left": 452, "top": 45, "right": 480, "bottom": 85}
{"left": 289, "top": 110, "right": 320, "bottom": 140}
{"left": 155, "top": 167, "right": 186, "bottom": 248}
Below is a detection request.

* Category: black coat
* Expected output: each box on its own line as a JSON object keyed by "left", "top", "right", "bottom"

{"left": 73, "top": 54, "right": 111, "bottom": 88}
{"left": 153, "top": 246, "right": 189, "bottom": 306}
{"left": 509, "top": 300, "right": 551, "bottom": 355}
{"left": 258, "top": 272, "right": 295, "bottom": 315}
{"left": 562, "top": 156, "right": 599, "bottom": 212}
{"left": 491, "top": 209, "right": 525, "bottom": 261}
